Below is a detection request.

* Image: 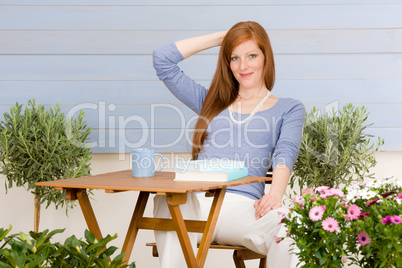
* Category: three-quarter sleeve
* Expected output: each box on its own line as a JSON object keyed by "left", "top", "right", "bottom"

{"left": 152, "top": 43, "right": 208, "bottom": 114}
{"left": 272, "top": 100, "right": 305, "bottom": 172}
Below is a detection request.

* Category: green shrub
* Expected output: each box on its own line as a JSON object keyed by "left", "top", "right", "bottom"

{"left": 0, "top": 226, "right": 135, "bottom": 268}
{"left": 291, "top": 104, "right": 384, "bottom": 191}
{"left": 0, "top": 99, "right": 92, "bottom": 210}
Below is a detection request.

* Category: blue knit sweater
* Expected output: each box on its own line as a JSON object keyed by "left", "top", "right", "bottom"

{"left": 153, "top": 43, "right": 305, "bottom": 200}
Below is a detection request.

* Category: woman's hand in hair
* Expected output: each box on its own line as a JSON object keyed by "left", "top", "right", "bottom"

{"left": 254, "top": 194, "right": 282, "bottom": 220}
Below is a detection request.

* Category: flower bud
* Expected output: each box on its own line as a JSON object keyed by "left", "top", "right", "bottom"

{"left": 341, "top": 255, "right": 348, "bottom": 263}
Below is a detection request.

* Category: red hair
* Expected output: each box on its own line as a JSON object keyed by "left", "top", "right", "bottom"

{"left": 192, "top": 21, "right": 276, "bottom": 159}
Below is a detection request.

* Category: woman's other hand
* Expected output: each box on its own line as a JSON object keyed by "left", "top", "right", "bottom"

{"left": 253, "top": 194, "right": 282, "bottom": 220}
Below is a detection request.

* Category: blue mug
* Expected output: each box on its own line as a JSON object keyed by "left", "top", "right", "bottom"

{"left": 132, "top": 148, "right": 164, "bottom": 177}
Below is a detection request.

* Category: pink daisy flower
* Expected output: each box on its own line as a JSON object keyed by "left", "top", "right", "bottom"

{"left": 320, "top": 191, "right": 329, "bottom": 199}
{"left": 309, "top": 206, "right": 325, "bottom": 221}
{"left": 397, "top": 194, "right": 402, "bottom": 199}
{"left": 277, "top": 211, "right": 286, "bottom": 222}
{"left": 329, "top": 188, "right": 345, "bottom": 198}
{"left": 316, "top": 186, "right": 329, "bottom": 192}
{"left": 347, "top": 204, "right": 361, "bottom": 220}
{"left": 357, "top": 232, "right": 371, "bottom": 246}
{"left": 302, "top": 187, "right": 315, "bottom": 196}
{"left": 322, "top": 217, "right": 339, "bottom": 232}
{"left": 381, "top": 216, "right": 394, "bottom": 225}
{"left": 393, "top": 215, "right": 402, "bottom": 224}
{"left": 292, "top": 195, "right": 304, "bottom": 204}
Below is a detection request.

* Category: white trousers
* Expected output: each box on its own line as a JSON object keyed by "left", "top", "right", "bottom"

{"left": 153, "top": 192, "right": 299, "bottom": 268}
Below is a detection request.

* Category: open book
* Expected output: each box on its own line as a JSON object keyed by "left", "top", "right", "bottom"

{"left": 174, "top": 159, "right": 248, "bottom": 182}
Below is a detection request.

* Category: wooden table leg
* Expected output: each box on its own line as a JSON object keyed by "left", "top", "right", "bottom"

{"left": 197, "top": 188, "right": 226, "bottom": 267}
{"left": 166, "top": 190, "right": 226, "bottom": 268}
{"left": 166, "top": 193, "right": 199, "bottom": 268}
{"left": 76, "top": 189, "right": 103, "bottom": 241}
{"left": 122, "top": 191, "right": 150, "bottom": 263}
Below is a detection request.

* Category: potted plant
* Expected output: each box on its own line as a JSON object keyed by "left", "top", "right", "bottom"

{"left": 345, "top": 176, "right": 402, "bottom": 267}
{"left": 278, "top": 176, "right": 402, "bottom": 267}
{"left": 277, "top": 186, "right": 359, "bottom": 267}
{"left": 0, "top": 100, "right": 92, "bottom": 231}
{"left": 290, "top": 103, "right": 384, "bottom": 191}
{"left": 0, "top": 225, "right": 136, "bottom": 267}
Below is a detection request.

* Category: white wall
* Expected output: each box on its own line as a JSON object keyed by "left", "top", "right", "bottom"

{"left": 1, "top": 151, "right": 402, "bottom": 268}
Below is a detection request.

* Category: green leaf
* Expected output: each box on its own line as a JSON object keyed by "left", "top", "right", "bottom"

{"left": 84, "top": 230, "right": 96, "bottom": 244}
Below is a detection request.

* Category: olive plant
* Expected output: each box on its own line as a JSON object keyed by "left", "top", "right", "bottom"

{"left": 291, "top": 103, "right": 384, "bottom": 191}
{"left": 0, "top": 100, "right": 92, "bottom": 230}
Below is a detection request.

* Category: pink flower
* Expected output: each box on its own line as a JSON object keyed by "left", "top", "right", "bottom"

{"left": 341, "top": 255, "right": 348, "bottom": 264}
{"left": 357, "top": 232, "right": 371, "bottom": 246}
{"left": 277, "top": 211, "right": 286, "bottom": 222}
{"left": 309, "top": 206, "right": 326, "bottom": 221}
{"left": 343, "top": 214, "right": 352, "bottom": 222}
{"left": 316, "top": 186, "right": 329, "bottom": 192}
{"left": 311, "top": 197, "right": 317, "bottom": 202}
{"left": 366, "top": 198, "right": 378, "bottom": 206}
{"left": 302, "top": 187, "right": 315, "bottom": 196}
{"left": 292, "top": 195, "right": 304, "bottom": 204}
{"left": 397, "top": 194, "right": 402, "bottom": 199}
{"left": 393, "top": 215, "right": 402, "bottom": 224}
{"left": 359, "top": 212, "right": 370, "bottom": 218}
{"left": 381, "top": 216, "right": 394, "bottom": 225}
{"left": 347, "top": 204, "right": 361, "bottom": 220}
{"left": 329, "top": 188, "right": 345, "bottom": 198}
{"left": 381, "top": 191, "right": 396, "bottom": 198}
{"left": 274, "top": 236, "right": 283, "bottom": 244}
{"left": 322, "top": 217, "right": 339, "bottom": 232}
{"left": 320, "top": 192, "right": 329, "bottom": 199}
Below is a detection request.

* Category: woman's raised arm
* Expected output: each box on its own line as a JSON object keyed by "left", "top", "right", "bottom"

{"left": 175, "top": 31, "right": 227, "bottom": 59}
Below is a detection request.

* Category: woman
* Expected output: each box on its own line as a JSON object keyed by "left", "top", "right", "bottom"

{"left": 153, "top": 21, "right": 305, "bottom": 267}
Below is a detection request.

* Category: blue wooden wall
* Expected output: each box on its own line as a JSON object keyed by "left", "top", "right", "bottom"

{"left": 1, "top": 1, "right": 401, "bottom": 153}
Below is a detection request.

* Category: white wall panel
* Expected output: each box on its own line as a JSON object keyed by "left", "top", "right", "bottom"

{"left": 0, "top": 2, "right": 401, "bottom": 152}
{"left": 2, "top": 29, "right": 402, "bottom": 55}
{"left": 1, "top": 5, "right": 401, "bottom": 31}
{"left": 1, "top": 54, "right": 401, "bottom": 81}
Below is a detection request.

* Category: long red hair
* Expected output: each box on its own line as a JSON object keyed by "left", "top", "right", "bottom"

{"left": 191, "top": 21, "right": 276, "bottom": 159}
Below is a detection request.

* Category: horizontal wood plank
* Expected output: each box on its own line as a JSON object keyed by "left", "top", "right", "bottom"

{"left": 0, "top": 81, "right": 203, "bottom": 105}
{"left": 0, "top": 5, "right": 401, "bottom": 31}
{"left": 1, "top": 54, "right": 401, "bottom": 81}
{"left": 82, "top": 127, "right": 398, "bottom": 153}
{"left": 1, "top": 79, "right": 401, "bottom": 105}
{"left": 137, "top": 217, "right": 206, "bottom": 232}
{"left": 1, "top": 29, "right": 401, "bottom": 55}
{"left": 1, "top": 0, "right": 401, "bottom": 5}
{"left": 1, "top": 102, "right": 400, "bottom": 129}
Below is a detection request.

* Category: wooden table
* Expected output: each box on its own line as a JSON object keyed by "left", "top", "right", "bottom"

{"left": 35, "top": 170, "right": 270, "bottom": 268}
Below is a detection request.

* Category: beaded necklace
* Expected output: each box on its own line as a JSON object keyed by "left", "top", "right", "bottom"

{"left": 228, "top": 90, "right": 272, "bottom": 125}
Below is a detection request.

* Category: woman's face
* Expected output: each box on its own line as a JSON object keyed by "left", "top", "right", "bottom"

{"left": 229, "top": 39, "right": 265, "bottom": 91}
